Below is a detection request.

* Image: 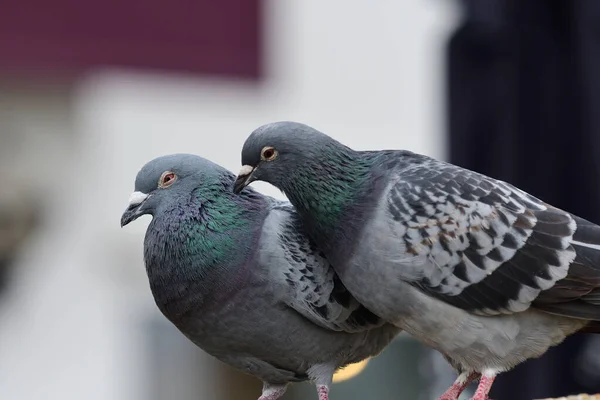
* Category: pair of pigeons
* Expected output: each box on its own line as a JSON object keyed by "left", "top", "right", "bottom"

{"left": 121, "top": 122, "right": 600, "bottom": 400}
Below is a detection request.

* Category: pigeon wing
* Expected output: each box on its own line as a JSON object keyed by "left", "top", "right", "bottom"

{"left": 262, "top": 202, "right": 386, "bottom": 332}
{"left": 382, "top": 159, "right": 600, "bottom": 319}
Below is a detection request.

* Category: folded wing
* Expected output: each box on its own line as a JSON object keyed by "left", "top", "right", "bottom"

{"left": 384, "top": 159, "right": 600, "bottom": 320}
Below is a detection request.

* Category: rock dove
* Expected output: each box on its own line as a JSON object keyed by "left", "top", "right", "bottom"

{"left": 120, "top": 154, "right": 400, "bottom": 400}
{"left": 234, "top": 121, "right": 600, "bottom": 400}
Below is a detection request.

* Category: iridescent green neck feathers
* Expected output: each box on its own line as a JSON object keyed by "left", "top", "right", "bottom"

{"left": 279, "top": 147, "right": 372, "bottom": 244}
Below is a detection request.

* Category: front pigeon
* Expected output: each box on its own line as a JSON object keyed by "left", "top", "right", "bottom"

{"left": 121, "top": 154, "right": 399, "bottom": 400}
{"left": 234, "top": 121, "right": 600, "bottom": 400}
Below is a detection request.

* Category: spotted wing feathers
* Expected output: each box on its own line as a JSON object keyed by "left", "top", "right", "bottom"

{"left": 264, "top": 202, "right": 384, "bottom": 332}
{"left": 386, "top": 159, "right": 600, "bottom": 319}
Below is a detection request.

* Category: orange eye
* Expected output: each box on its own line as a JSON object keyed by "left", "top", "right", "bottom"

{"left": 261, "top": 146, "right": 278, "bottom": 161}
{"left": 159, "top": 171, "right": 177, "bottom": 188}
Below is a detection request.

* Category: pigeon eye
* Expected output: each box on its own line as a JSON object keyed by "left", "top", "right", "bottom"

{"left": 159, "top": 171, "right": 177, "bottom": 188}
{"left": 261, "top": 146, "right": 278, "bottom": 161}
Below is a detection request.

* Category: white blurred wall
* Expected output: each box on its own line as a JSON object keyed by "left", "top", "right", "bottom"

{"left": 0, "top": 1, "right": 459, "bottom": 399}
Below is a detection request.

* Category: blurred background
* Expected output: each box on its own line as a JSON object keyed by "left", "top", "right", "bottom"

{"left": 1, "top": 0, "right": 599, "bottom": 399}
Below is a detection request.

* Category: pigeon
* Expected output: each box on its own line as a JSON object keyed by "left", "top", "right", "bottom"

{"left": 120, "top": 153, "right": 400, "bottom": 400}
{"left": 234, "top": 121, "right": 600, "bottom": 400}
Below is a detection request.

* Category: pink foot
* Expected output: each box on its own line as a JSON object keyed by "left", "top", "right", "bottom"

{"left": 438, "top": 372, "right": 479, "bottom": 400}
{"left": 317, "top": 384, "right": 329, "bottom": 400}
{"left": 258, "top": 383, "right": 287, "bottom": 400}
{"left": 470, "top": 374, "right": 495, "bottom": 400}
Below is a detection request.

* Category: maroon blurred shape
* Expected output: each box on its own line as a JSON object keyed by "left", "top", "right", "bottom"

{"left": 0, "top": 0, "right": 262, "bottom": 78}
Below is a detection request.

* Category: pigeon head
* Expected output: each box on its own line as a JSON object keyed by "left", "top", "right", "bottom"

{"left": 233, "top": 121, "right": 346, "bottom": 194}
{"left": 234, "top": 122, "right": 376, "bottom": 247}
{"left": 120, "top": 153, "right": 226, "bottom": 227}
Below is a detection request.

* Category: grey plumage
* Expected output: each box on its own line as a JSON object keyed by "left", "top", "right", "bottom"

{"left": 235, "top": 121, "right": 600, "bottom": 399}
{"left": 121, "top": 153, "right": 399, "bottom": 400}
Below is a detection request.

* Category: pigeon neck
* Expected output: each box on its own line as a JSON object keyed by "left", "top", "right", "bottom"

{"left": 282, "top": 148, "right": 372, "bottom": 251}
{"left": 145, "top": 182, "right": 266, "bottom": 316}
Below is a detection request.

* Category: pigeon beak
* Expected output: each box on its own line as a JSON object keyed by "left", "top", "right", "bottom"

{"left": 233, "top": 165, "right": 257, "bottom": 194}
{"left": 120, "top": 191, "right": 149, "bottom": 227}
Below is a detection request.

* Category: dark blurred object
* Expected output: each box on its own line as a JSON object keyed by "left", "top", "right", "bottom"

{"left": 447, "top": 0, "right": 600, "bottom": 399}
{"left": 0, "top": 187, "right": 40, "bottom": 296}
{"left": 539, "top": 395, "right": 600, "bottom": 400}
{"left": 0, "top": 0, "right": 262, "bottom": 79}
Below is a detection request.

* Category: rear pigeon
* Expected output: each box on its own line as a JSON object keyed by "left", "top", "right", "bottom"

{"left": 121, "top": 153, "right": 399, "bottom": 400}
{"left": 235, "top": 121, "right": 600, "bottom": 400}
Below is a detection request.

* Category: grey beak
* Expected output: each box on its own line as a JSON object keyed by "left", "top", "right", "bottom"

{"left": 121, "top": 191, "right": 150, "bottom": 227}
{"left": 120, "top": 204, "right": 142, "bottom": 227}
{"left": 233, "top": 174, "right": 254, "bottom": 194}
{"left": 233, "top": 165, "right": 257, "bottom": 194}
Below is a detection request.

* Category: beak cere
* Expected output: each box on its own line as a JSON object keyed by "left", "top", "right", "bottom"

{"left": 128, "top": 191, "right": 148, "bottom": 206}
{"left": 233, "top": 165, "right": 256, "bottom": 194}
{"left": 120, "top": 191, "right": 149, "bottom": 227}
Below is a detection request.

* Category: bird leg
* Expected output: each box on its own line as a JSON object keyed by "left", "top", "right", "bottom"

{"left": 258, "top": 383, "right": 287, "bottom": 400}
{"left": 317, "top": 384, "right": 329, "bottom": 400}
{"left": 308, "top": 363, "right": 334, "bottom": 400}
{"left": 438, "top": 371, "right": 479, "bottom": 400}
{"left": 470, "top": 371, "right": 496, "bottom": 400}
